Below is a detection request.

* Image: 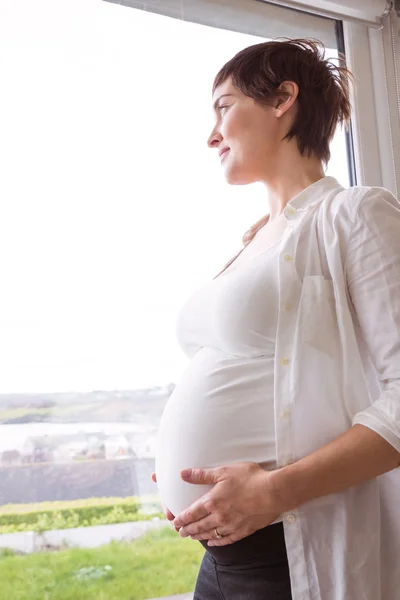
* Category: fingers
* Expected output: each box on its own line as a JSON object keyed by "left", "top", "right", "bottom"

{"left": 207, "top": 531, "right": 241, "bottom": 547}
{"left": 151, "top": 473, "right": 175, "bottom": 523}
{"left": 166, "top": 508, "right": 175, "bottom": 521}
{"left": 189, "top": 528, "right": 224, "bottom": 542}
{"left": 185, "top": 526, "right": 242, "bottom": 546}
{"left": 173, "top": 500, "right": 211, "bottom": 529}
{"left": 162, "top": 503, "right": 175, "bottom": 521}
{"left": 178, "top": 514, "right": 218, "bottom": 538}
{"left": 180, "top": 466, "right": 224, "bottom": 486}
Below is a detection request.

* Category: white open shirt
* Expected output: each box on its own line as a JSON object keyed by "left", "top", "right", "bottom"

{"left": 268, "top": 176, "right": 400, "bottom": 600}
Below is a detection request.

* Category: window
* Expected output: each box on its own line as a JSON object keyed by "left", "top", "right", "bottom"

{"left": 0, "top": 0, "right": 386, "bottom": 597}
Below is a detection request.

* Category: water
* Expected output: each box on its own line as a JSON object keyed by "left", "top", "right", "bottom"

{"left": 0, "top": 422, "right": 156, "bottom": 452}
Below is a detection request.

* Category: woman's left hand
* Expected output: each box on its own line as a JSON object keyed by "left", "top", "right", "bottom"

{"left": 172, "top": 462, "right": 284, "bottom": 547}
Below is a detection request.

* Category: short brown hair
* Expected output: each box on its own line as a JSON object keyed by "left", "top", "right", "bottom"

{"left": 213, "top": 38, "right": 352, "bottom": 165}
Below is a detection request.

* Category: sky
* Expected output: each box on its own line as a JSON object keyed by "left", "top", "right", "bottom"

{"left": 0, "top": 0, "right": 349, "bottom": 394}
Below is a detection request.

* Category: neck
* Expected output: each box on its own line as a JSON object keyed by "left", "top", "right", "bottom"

{"left": 261, "top": 145, "right": 325, "bottom": 220}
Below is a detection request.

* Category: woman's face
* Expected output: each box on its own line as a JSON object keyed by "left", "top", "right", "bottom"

{"left": 208, "top": 77, "right": 294, "bottom": 185}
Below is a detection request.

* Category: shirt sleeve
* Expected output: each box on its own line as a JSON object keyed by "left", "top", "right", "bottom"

{"left": 346, "top": 187, "right": 400, "bottom": 452}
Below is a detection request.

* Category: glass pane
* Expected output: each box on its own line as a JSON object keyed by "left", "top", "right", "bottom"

{"left": 0, "top": 1, "right": 351, "bottom": 597}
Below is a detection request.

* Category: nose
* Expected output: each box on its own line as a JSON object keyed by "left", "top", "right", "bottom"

{"left": 207, "top": 126, "right": 222, "bottom": 149}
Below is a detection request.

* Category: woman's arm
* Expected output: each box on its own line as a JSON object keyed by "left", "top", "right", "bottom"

{"left": 270, "top": 423, "right": 400, "bottom": 515}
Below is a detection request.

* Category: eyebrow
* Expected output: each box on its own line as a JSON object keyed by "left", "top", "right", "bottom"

{"left": 213, "top": 93, "right": 234, "bottom": 112}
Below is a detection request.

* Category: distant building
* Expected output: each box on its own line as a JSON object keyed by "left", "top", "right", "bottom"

{"left": 87, "top": 435, "right": 106, "bottom": 460}
{"left": 129, "top": 433, "right": 157, "bottom": 458}
{"left": 53, "top": 445, "right": 72, "bottom": 462}
{"left": 147, "top": 383, "right": 175, "bottom": 396}
{"left": 43, "top": 432, "right": 107, "bottom": 463}
{"left": 0, "top": 449, "right": 22, "bottom": 466}
{"left": 21, "top": 437, "right": 53, "bottom": 463}
{"left": 105, "top": 434, "right": 134, "bottom": 460}
{"left": 33, "top": 446, "right": 53, "bottom": 463}
{"left": 21, "top": 439, "right": 35, "bottom": 463}
{"left": 59, "top": 438, "right": 88, "bottom": 461}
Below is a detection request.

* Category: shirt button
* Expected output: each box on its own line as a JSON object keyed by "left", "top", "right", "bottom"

{"left": 286, "top": 206, "right": 295, "bottom": 217}
{"left": 283, "top": 302, "right": 292, "bottom": 311}
{"left": 283, "top": 254, "right": 293, "bottom": 262}
{"left": 287, "top": 514, "right": 296, "bottom": 524}
{"left": 279, "top": 409, "right": 291, "bottom": 420}
{"left": 280, "top": 357, "right": 290, "bottom": 366}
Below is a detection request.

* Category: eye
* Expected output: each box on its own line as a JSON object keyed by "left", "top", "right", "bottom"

{"left": 218, "top": 104, "right": 229, "bottom": 114}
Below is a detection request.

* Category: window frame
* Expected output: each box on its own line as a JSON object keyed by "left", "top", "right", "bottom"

{"left": 343, "top": 12, "right": 400, "bottom": 196}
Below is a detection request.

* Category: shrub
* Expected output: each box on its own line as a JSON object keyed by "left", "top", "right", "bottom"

{"left": 0, "top": 497, "right": 164, "bottom": 534}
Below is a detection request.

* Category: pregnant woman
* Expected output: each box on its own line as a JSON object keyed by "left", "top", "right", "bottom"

{"left": 154, "top": 39, "right": 400, "bottom": 600}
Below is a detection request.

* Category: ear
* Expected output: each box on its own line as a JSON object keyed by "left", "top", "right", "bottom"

{"left": 274, "top": 81, "right": 299, "bottom": 117}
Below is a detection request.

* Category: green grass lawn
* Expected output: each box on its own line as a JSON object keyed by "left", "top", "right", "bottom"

{"left": 0, "top": 526, "right": 204, "bottom": 600}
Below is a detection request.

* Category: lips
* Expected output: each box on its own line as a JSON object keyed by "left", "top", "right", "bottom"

{"left": 219, "top": 148, "right": 230, "bottom": 161}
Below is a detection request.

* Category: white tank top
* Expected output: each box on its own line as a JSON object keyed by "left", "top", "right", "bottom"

{"left": 156, "top": 220, "right": 285, "bottom": 517}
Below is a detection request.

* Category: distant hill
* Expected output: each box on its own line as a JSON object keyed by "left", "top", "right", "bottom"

{"left": 0, "top": 386, "right": 175, "bottom": 425}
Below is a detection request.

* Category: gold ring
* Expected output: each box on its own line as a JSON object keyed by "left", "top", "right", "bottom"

{"left": 215, "top": 528, "right": 223, "bottom": 539}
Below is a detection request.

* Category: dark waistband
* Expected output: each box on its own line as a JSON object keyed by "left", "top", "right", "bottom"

{"left": 200, "top": 521, "right": 287, "bottom": 566}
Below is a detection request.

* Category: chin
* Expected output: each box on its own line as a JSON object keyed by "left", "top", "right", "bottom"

{"left": 224, "top": 168, "right": 254, "bottom": 186}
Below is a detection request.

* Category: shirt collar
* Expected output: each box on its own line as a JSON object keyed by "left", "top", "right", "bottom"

{"left": 283, "top": 176, "right": 343, "bottom": 221}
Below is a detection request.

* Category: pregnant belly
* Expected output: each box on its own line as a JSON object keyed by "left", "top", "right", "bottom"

{"left": 155, "top": 347, "right": 275, "bottom": 517}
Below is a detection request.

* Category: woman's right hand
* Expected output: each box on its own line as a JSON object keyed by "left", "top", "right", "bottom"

{"left": 151, "top": 472, "right": 177, "bottom": 525}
